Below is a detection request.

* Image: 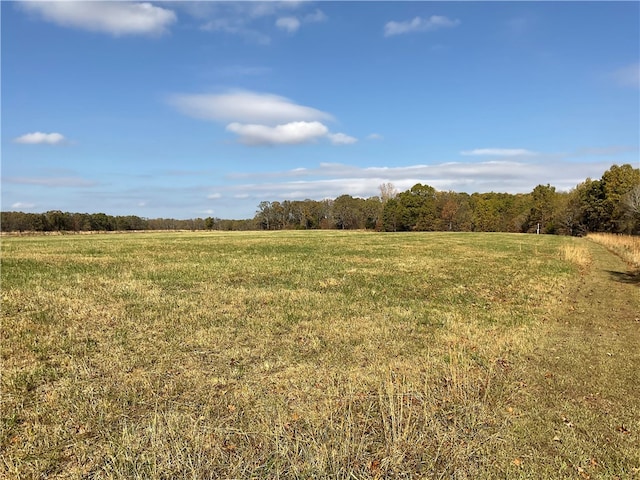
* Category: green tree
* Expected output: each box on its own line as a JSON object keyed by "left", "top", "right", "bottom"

{"left": 600, "top": 164, "right": 640, "bottom": 233}
{"left": 526, "top": 184, "right": 561, "bottom": 234}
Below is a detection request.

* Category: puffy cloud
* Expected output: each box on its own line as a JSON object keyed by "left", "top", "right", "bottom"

{"left": 170, "top": 89, "right": 356, "bottom": 147}
{"left": 328, "top": 133, "right": 358, "bottom": 145}
{"left": 14, "top": 132, "right": 66, "bottom": 145}
{"left": 384, "top": 15, "right": 460, "bottom": 37}
{"left": 460, "top": 148, "right": 537, "bottom": 156}
{"left": 276, "top": 16, "right": 301, "bottom": 33}
{"left": 226, "top": 121, "right": 329, "bottom": 146}
{"left": 169, "top": 91, "right": 333, "bottom": 126}
{"left": 275, "top": 8, "right": 326, "bottom": 34}
{"left": 20, "top": 1, "right": 177, "bottom": 36}
{"left": 11, "top": 202, "right": 36, "bottom": 209}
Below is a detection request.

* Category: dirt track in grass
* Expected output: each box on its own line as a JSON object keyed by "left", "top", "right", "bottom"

{"left": 504, "top": 239, "right": 639, "bottom": 479}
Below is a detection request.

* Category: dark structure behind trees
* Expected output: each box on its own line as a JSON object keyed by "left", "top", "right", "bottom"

{"left": 2, "top": 164, "right": 639, "bottom": 235}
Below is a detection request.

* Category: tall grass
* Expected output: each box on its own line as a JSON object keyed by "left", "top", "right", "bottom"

{"left": 587, "top": 232, "right": 640, "bottom": 271}
{"left": 559, "top": 241, "right": 592, "bottom": 271}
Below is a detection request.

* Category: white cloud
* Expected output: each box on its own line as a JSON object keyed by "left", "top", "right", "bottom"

{"left": 11, "top": 202, "right": 36, "bottom": 210}
{"left": 367, "top": 133, "right": 384, "bottom": 140}
{"left": 328, "top": 133, "right": 358, "bottom": 145}
{"left": 611, "top": 63, "right": 640, "bottom": 88}
{"left": 170, "top": 90, "right": 356, "bottom": 147}
{"left": 14, "top": 132, "right": 66, "bottom": 145}
{"left": 275, "top": 9, "right": 326, "bottom": 34}
{"left": 460, "top": 148, "right": 537, "bottom": 157}
{"left": 276, "top": 16, "right": 301, "bottom": 33}
{"left": 226, "top": 121, "right": 329, "bottom": 146}
{"left": 20, "top": 1, "right": 177, "bottom": 36}
{"left": 169, "top": 91, "right": 333, "bottom": 126}
{"left": 190, "top": 2, "right": 323, "bottom": 44}
{"left": 207, "top": 193, "right": 222, "bottom": 199}
{"left": 384, "top": 15, "right": 460, "bottom": 37}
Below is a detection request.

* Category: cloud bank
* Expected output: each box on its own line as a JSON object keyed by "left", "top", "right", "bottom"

{"left": 219, "top": 158, "right": 615, "bottom": 208}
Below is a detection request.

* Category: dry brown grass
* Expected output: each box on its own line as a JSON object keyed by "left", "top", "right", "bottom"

{"left": 587, "top": 232, "right": 640, "bottom": 272}
{"left": 559, "top": 240, "right": 592, "bottom": 272}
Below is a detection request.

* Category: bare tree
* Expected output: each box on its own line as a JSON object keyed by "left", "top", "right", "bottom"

{"left": 379, "top": 182, "right": 397, "bottom": 204}
{"left": 623, "top": 184, "right": 640, "bottom": 218}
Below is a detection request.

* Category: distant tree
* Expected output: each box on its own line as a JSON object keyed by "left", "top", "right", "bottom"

{"left": 436, "top": 191, "right": 465, "bottom": 231}
{"left": 600, "top": 164, "right": 640, "bottom": 233}
{"left": 333, "top": 195, "right": 363, "bottom": 229}
{"left": 256, "top": 201, "right": 273, "bottom": 230}
{"left": 270, "top": 201, "right": 286, "bottom": 230}
{"left": 379, "top": 182, "right": 398, "bottom": 204}
{"left": 470, "top": 193, "right": 503, "bottom": 232}
{"left": 363, "top": 196, "right": 383, "bottom": 230}
{"left": 526, "top": 184, "right": 561, "bottom": 234}
{"left": 381, "top": 198, "right": 402, "bottom": 232}
{"left": 622, "top": 185, "right": 640, "bottom": 232}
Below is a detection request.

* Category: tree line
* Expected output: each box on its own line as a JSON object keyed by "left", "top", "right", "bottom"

{"left": 253, "top": 164, "right": 640, "bottom": 235}
{"left": 0, "top": 211, "right": 255, "bottom": 233}
{"left": 2, "top": 164, "right": 639, "bottom": 235}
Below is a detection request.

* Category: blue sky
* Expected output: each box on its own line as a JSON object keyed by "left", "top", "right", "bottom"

{"left": 2, "top": 1, "right": 639, "bottom": 219}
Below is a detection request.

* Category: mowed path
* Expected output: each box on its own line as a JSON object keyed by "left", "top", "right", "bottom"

{"left": 510, "top": 240, "right": 639, "bottom": 478}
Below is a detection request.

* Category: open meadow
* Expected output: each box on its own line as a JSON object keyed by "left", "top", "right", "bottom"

{"left": 1, "top": 231, "right": 638, "bottom": 479}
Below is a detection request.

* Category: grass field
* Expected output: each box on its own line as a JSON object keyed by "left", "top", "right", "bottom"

{"left": 1, "top": 231, "right": 638, "bottom": 479}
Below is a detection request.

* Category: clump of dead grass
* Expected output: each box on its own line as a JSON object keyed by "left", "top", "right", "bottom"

{"left": 559, "top": 242, "right": 592, "bottom": 272}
